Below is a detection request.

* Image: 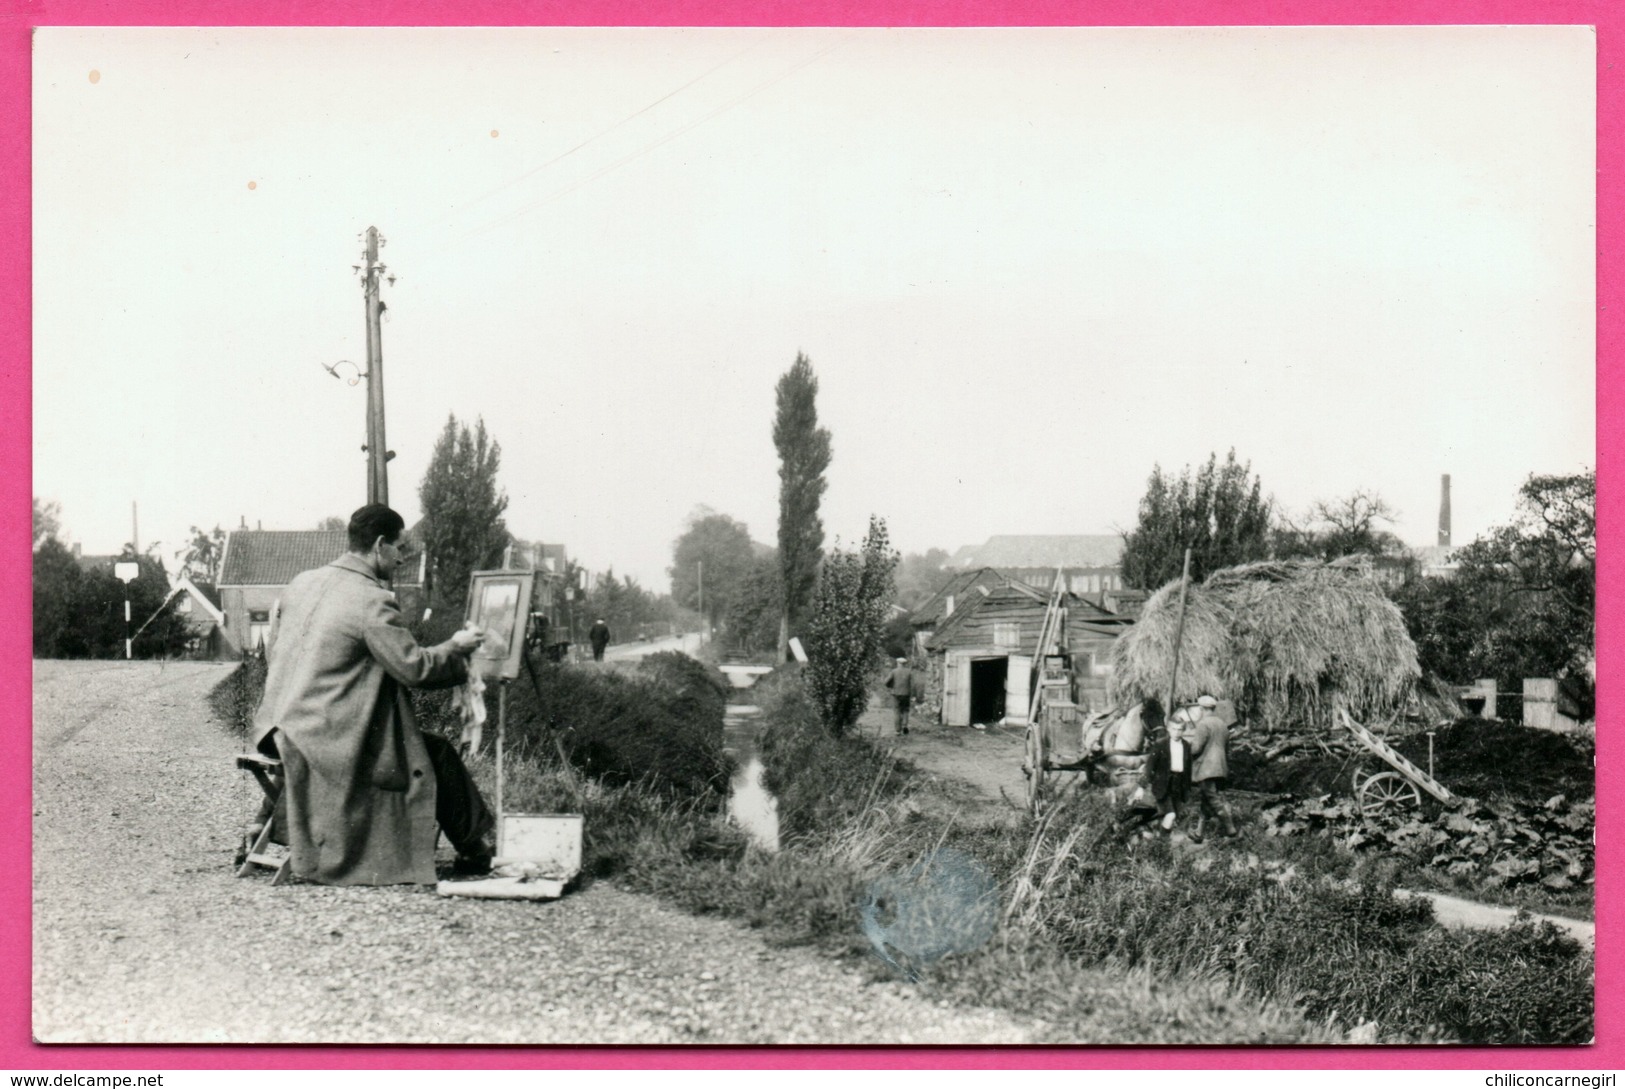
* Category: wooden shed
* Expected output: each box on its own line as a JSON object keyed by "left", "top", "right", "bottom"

{"left": 912, "top": 578, "right": 1136, "bottom": 726}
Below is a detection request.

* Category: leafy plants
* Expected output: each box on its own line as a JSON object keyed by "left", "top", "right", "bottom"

{"left": 802, "top": 516, "right": 898, "bottom": 736}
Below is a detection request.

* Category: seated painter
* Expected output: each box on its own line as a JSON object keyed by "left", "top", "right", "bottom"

{"left": 249, "top": 503, "right": 497, "bottom": 885}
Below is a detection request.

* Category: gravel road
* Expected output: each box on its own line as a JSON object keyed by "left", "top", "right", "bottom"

{"left": 33, "top": 660, "right": 1039, "bottom": 1044}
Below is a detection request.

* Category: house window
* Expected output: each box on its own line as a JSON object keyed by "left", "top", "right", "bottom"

{"left": 994, "top": 622, "right": 1020, "bottom": 649}
{"left": 248, "top": 610, "right": 272, "bottom": 651}
{"left": 177, "top": 596, "right": 192, "bottom": 614}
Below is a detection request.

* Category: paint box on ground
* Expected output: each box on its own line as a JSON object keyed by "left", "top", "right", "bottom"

{"left": 437, "top": 814, "right": 583, "bottom": 902}
{"left": 497, "top": 813, "right": 583, "bottom": 877}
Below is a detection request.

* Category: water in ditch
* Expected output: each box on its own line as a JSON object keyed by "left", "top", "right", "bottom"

{"left": 723, "top": 691, "right": 780, "bottom": 851}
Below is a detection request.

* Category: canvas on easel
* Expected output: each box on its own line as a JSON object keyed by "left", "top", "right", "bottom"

{"left": 464, "top": 569, "right": 535, "bottom": 681}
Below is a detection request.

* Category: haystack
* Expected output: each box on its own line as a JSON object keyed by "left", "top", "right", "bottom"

{"left": 1108, "top": 556, "right": 1422, "bottom": 732}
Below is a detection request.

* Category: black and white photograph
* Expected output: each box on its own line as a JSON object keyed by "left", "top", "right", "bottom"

{"left": 31, "top": 25, "right": 1595, "bottom": 1045}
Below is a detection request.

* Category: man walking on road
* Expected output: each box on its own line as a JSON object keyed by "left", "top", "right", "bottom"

{"left": 250, "top": 504, "right": 496, "bottom": 885}
{"left": 588, "top": 618, "right": 612, "bottom": 662}
{"left": 885, "top": 657, "right": 919, "bottom": 735}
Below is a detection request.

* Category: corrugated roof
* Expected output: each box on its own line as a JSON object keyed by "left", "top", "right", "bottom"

{"left": 949, "top": 535, "right": 1125, "bottom": 569}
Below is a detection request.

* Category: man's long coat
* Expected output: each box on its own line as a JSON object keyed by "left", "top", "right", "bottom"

{"left": 251, "top": 553, "right": 468, "bottom": 885}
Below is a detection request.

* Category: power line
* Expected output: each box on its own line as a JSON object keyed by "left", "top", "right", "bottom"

{"left": 466, "top": 36, "right": 850, "bottom": 241}
{"left": 459, "top": 43, "right": 755, "bottom": 213}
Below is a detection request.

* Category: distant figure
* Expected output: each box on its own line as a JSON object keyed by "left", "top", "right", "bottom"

{"left": 1187, "top": 694, "right": 1237, "bottom": 840}
{"left": 588, "top": 618, "right": 611, "bottom": 662}
{"left": 885, "top": 657, "right": 919, "bottom": 735}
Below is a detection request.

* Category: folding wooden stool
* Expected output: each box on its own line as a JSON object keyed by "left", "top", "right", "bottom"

{"left": 235, "top": 752, "right": 292, "bottom": 885}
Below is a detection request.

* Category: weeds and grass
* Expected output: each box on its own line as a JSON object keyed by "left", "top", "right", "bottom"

{"left": 414, "top": 651, "right": 732, "bottom": 797}
{"left": 207, "top": 653, "right": 265, "bottom": 740}
{"left": 209, "top": 657, "right": 1593, "bottom": 1044}
{"left": 992, "top": 792, "right": 1590, "bottom": 1044}
{"left": 755, "top": 668, "right": 913, "bottom": 845}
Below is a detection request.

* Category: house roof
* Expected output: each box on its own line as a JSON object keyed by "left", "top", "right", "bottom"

{"left": 910, "top": 567, "right": 1016, "bottom": 627}
{"left": 219, "top": 531, "right": 349, "bottom": 586}
{"left": 218, "top": 530, "right": 426, "bottom": 588}
{"left": 74, "top": 552, "right": 121, "bottom": 573}
{"left": 925, "top": 582, "right": 1050, "bottom": 650}
{"left": 948, "top": 535, "right": 1125, "bottom": 570}
{"left": 183, "top": 578, "right": 224, "bottom": 611}
{"left": 170, "top": 575, "right": 227, "bottom": 625}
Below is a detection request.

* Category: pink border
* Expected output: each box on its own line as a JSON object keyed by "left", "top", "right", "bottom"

{"left": 1, "top": 0, "right": 1615, "bottom": 1072}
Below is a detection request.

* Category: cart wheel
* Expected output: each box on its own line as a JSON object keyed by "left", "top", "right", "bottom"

{"left": 1023, "top": 727, "right": 1045, "bottom": 812}
{"left": 1357, "top": 771, "right": 1422, "bottom": 818}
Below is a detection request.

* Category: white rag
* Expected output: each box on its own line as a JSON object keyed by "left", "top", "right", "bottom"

{"left": 455, "top": 669, "right": 488, "bottom": 754}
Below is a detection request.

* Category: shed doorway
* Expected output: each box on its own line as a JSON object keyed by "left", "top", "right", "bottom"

{"left": 969, "top": 656, "right": 1008, "bottom": 725}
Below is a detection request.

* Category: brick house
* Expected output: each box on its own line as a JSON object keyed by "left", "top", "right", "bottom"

{"left": 216, "top": 529, "right": 427, "bottom": 658}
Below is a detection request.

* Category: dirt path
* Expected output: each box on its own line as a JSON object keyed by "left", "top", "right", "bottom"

{"left": 1396, "top": 888, "right": 1595, "bottom": 946}
{"left": 32, "top": 660, "right": 1039, "bottom": 1044}
{"left": 852, "top": 691, "right": 1086, "bottom": 826}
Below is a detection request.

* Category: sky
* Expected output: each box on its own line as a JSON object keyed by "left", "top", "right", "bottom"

{"left": 33, "top": 26, "right": 1595, "bottom": 589}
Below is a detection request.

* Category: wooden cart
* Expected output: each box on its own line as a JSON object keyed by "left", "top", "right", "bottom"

{"left": 1338, "top": 707, "right": 1461, "bottom": 817}
{"left": 1022, "top": 704, "right": 1145, "bottom": 812}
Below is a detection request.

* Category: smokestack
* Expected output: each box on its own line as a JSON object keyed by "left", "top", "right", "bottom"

{"left": 1438, "top": 474, "right": 1452, "bottom": 547}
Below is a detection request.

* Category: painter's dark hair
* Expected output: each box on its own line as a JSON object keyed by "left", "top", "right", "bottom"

{"left": 347, "top": 504, "right": 406, "bottom": 552}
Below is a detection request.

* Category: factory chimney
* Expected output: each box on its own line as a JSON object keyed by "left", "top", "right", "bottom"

{"left": 1438, "top": 474, "right": 1452, "bottom": 547}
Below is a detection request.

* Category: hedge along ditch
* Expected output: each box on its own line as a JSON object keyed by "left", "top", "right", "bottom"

{"left": 210, "top": 642, "right": 732, "bottom": 801}
{"left": 410, "top": 650, "right": 733, "bottom": 799}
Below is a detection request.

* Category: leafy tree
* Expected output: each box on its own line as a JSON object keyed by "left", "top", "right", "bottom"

{"left": 418, "top": 414, "right": 510, "bottom": 610}
{"left": 669, "top": 507, "right": 757, "bottom": 633}
{"left": 1275, "top": 490, "right": 1407, "bottom": 561}
{"left": 894, "top": 547, "right": 954, "bottom": 609}
{"left": 33, "top": 497, "right": 61, "bottom": 550}
{"left": 316, "top": 516, "right": 348, "bottom": 532}
{"left": 773, "top": 353, "right": 832, "bottom": 662}
{"left": 176, "top": 525, "right": 227, "bottom": 583}
{"left": 1119, "top": 450, "right": 1271, "bottom": 589}
{"left": 581, "top": 568, "right": 669, "bottom": 641}
{"left": 33, "top": 538, "right": 84, "bottom": 656}
{"left": 33, "top": 541, "right": 185, "bottom": 659}
{"left": 1392, "top": 471, "right": 1594, "bottom": 705}
{"left": 804, "top": 516, "right": 898, "bottom": 736}
{"left": 724, "top": 553, "right": 784, "bottom": 656}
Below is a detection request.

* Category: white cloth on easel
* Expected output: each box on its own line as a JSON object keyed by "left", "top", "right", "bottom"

{"left": 455, "top": 668, "right": 488, "bottom": 754}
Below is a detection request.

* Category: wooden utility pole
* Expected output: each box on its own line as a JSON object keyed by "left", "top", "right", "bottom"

{"left": 363, "top": 226, "right": 390, "bottom": 505}
{"left": 1165, "top": 547, "right": 1194, "bottom": 715}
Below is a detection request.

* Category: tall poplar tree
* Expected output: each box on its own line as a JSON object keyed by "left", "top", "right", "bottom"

{"left": 773, "top": 353, "right": 832, "bottom": 662}
{"left": 418, "top": 414, "right": 511, "bottom": 610}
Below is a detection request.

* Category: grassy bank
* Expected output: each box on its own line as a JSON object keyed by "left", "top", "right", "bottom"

{"left": 211, "top": 658, "right": 1592, "bottom": 1043}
